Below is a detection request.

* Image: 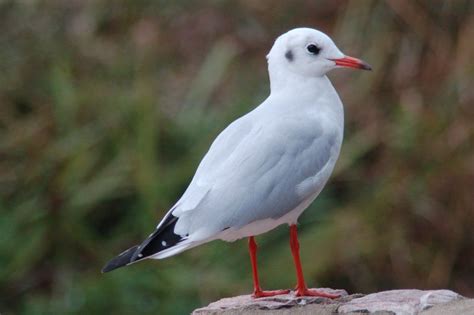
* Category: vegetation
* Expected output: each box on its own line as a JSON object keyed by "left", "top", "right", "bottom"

{"left": 1, "top": 1, "right": 473, "bottom": 314}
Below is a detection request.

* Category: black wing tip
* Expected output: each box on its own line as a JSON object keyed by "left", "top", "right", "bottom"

{"left": 102, "top": 214, "right": 183, "bottom": 273}
{"left": 101, "top": 263, "right": 118, "bottom": 273}
{"left": 101, "top": 245, "right": 139, "bottom": 273}
{"left": 132, "top": 214, "right": 183, "bottom": 260}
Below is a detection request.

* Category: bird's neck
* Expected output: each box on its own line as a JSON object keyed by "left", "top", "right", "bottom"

{"left": 268, "top": 67, "right": 333, "bottom": 98}
{"left": 269, "top": 69, "right": 340, "bottom": 107}
{"left": 266, "top": 68, "right": 344, "bottom": 127}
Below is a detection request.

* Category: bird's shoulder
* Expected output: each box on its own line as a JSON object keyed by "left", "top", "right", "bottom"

{"left": 197, "top": 96, "right": 340, "bottom": 179}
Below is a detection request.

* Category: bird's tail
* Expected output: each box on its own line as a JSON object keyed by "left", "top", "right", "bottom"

{"left": 102, "top": 214, "right": 196, "bottom": 273}
{"left": 101, "top": 245, "right": 140, "bottom": 273}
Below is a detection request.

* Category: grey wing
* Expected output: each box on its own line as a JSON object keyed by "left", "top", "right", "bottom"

{"left": 171, "top": 114, "right": 341, "bottom": 240}
{"left": 170, "top": 114, "right": 254, "bottom": 217}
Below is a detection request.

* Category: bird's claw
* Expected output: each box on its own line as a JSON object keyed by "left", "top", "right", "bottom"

{"left": 252, "top": 289, "right": 290, "bottom": 298}
{"left": 295, "top": 288, "right": 340, "bottom": 299}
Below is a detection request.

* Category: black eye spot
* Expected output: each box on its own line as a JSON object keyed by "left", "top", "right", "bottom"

{"left": 306, "top": 44, "right": 321, "bottom": 55}
{"left": 285, "top": 50, "right": 294, "bottom": 61}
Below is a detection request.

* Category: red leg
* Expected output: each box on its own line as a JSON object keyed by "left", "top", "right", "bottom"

{"left": 248, "top": 236, "right": 290, "bottom": 298}
{"left": 289, "top": 225, "right": 340, "bottom": 298}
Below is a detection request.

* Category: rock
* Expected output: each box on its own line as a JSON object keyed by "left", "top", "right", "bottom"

{"left": 192, "top": 289, "right": 469, "bottom": 315}
{"left": 421, "top": 298, "right": 474, "bottom": 315}
{"left": 192, "top": 288, "right": 350, "bottom": 315}
{"left": 339, "top": 289, "right": 463, "bottom": 314}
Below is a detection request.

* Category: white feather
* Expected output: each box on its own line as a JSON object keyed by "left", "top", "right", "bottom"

{"left": 151, "top": 28, "right": 349, "bottom": 259}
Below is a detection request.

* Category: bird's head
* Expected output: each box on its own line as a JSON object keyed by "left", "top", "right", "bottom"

{"left": 267, "top": 28, "right": 371, "bottom": 79}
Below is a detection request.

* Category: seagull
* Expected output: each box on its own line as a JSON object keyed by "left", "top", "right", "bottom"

{"left": 102, "top": 27, "right": 371, "bottom": 298}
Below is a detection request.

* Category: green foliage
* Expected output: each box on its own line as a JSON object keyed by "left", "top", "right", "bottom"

{"left": 1, "top": 1, "right": 473, "bottom": 314}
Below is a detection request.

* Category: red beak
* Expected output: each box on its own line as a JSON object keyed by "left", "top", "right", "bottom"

{"left": 330, "top": 56, "right": 372, "bottom": 71}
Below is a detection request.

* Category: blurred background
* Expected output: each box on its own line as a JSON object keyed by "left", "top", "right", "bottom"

{"left": 1, "top": 0, "right": 473, "bottom": 314}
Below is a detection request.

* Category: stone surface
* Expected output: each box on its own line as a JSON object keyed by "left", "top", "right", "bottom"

{"left": 192, "top": 288, "right": 350, "bottom": 315}
{"left": 421, "top": 298, "right": 474, "bottom": 315}
{"left": 339, "top": 289, "right": 462, "bottom": 314}
{"left": 192, "top": 289, "right": 470, "bottom": 315}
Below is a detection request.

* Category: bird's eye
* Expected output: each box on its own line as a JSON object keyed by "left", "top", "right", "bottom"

{"left": 306, "top": 44, "right": 321, "bottom": 55}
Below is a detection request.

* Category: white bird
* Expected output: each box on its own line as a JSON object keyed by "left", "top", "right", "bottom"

{"left": 103, "top": 27, "right": 371, "bottom": 298}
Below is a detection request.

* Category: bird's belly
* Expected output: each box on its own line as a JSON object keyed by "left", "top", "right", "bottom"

{"left": 216, "top": 192, "right": 318, "bottom": 242}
